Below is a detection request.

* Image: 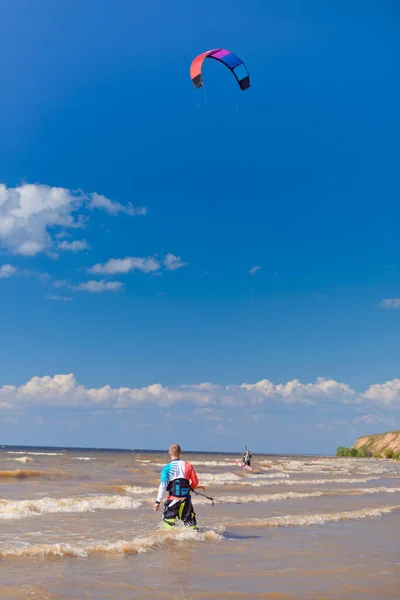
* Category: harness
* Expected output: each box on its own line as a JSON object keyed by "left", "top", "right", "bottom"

{"left": 166, "top": 479, "right": 215, "bottom": 506}
{"left": 167, "top": 478, "right": 191, "bottom": 498}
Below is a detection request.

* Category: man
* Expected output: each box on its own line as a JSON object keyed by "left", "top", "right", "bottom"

{"left": 153, "top": 444, "right": 199, "bottom": 529}
{"left": 243, "top": 448, "right": 252, "bottom": 467}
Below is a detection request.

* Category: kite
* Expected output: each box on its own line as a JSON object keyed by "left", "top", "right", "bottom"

{"left": 190, "top": 49, "right": 250, "bottom": 91}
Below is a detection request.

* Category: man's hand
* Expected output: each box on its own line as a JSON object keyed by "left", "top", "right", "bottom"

{"left": 153, "top": 502, "right": 160, "bottom": 512}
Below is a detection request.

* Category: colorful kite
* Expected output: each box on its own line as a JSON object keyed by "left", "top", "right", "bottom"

{"left": 190, "top": 49, "right": 250, "bottom": 91}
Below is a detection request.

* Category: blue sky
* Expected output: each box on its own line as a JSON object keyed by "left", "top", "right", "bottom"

{"left": 0, "top": 0, "right": 399, "bottom": 453}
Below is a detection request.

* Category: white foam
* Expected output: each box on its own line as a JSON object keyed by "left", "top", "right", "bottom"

{"left": 197, "top": 474, "right": 380, "bottom": 487}
{"left": 72, "top": 457, "right": 96, "bottom": 461}
{"left": 0, "top": 495, "right": 141, "bottom": 520}
{"left": 190, "top": 461, "right": 235, "bottom": 467}
{"left": 6, "top": 456, "right": 33, "bottom": 464}
{"left": 6, "top": 451, "right": 64, "bottom": 456}
{"left": 198, "top": 473, "right": 243, "bottom": 484}
{"left": 218, "top": 491, "right": 324, "bottom": 503}
{"left": 123, "top": 486, "right": 158, "bottom": 495}
{"left": 234, "top": 505, "right": 400, "bottom": 529}
{"left": 0, "top": 526, "right": 223, "bottom": 559}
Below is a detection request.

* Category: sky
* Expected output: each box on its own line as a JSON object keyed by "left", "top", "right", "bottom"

{"left": 0, "top": 0, "right": 399, "bottom": 454}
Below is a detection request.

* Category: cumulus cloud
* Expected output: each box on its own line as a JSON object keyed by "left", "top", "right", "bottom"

{"left": 1, "top": 374, "right": 400, "bottom": 412}
{"left": 89, "top": 256, "right": 160, "bottom": 275}
{"left": 58, "top": 239, "right": 90, "bottom": 253}
{"left": 89, "top": 254, "right": 188, "bottom": 275}
{"left": 249, "top": 266, "right": 261, "bottom": 275}
{"left": 362, "top": 379, "right": 400, "bottom": 407}
{"left": 89, "top": 193, "right": 146, "bottom": 216}
{"left": 54, "top": 279, "right": 123, "bottom": 293}
{"left": 0, "top": 264, "right": 17, "bottom": 278}
{"left": 163, "top": 254, "right": 188, "bottom": 271}
{"left": 47, "top": 295, "right": 73, "bottom": 302}
{"left": 0, "top": 183, "right": 145, "bottom": 256}
{"left": 380, "top": 298, "right": 400, "bottom": 309}
{"left": 239, "top": 377, "right": 357, "bottom": 405}
{"left": 74, "top": 280, "right": 123, "bottom": 293}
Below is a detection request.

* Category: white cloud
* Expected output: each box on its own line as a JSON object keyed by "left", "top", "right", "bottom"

{"left": 362, "top": 379, "right": 400, "bottom": 407}
{"left": 163, "top": 254, "right": 188, "bottom": 271}
{"left": 58, "top": 239, "right": 90, "bottom": 253}
{"left": 54, "top": 278, "right": 122, "bottom": 294}
{"left": 380, "top": 298, "right": 400, "bottom": 309}
{"left": 239, "top": 377, "right": 357, "bottom": 405}
{"left": 89, "top": 193, "right": 146, "bottom": 216}
{"left": 74, "top": 280, "right": 123, "bottom": 293}
{"left": 0, "top": 264, "right": 17, "bottom": 278}
{"left": 47, "top": 295, "right": 73, "bottom": 302}
{"left": 0, "top": 183, "right": 145, "bottom": 256}
{"left": 249, "top": 266, "right": 261, "bottom": 275}
{"left": 1, "top": 374, "right": 400, "bottom": 412}
{"left": 353, "top": 414, "right": 397, "bottom": 427}
{"left": 88, "top": 254, "right": 188, "bottom": 275}
{"left": 89, "top": 256, "right": 160, "bottom": 275}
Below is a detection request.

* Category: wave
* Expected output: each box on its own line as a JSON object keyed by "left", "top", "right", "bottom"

{"left": 122, "top": 485, "right": 158, "bottom": 495}
{"left": 0, "top": 526, "right": 223, "bottom": 559}
{"left": 232, "top": 505, "right": 400, "bottom": 529}
{"left": 0, "top": 495, "right": 141, "bottom": 520}
{"left": 72, "top": 457, "right": 96, "bottom": 461}
{"left": 197, "top": 474, "right": 381, "bottom": 487}
{"left": 0, "top": 469, "right": 69, "bottom": 480}
{"left": 190, "top": 461, "right": 236, "bottom": 467}
{"left": 6, "top": 456, "right": 33, "bottom": 463}
{"left": 337, "top": 486, "right": 400, "bottom": 496}
{"left": 6, "top": 451, "right": 64, "bottom": 456}
{"left": 210, "top": 487, "right": 400, "bottom": 505}
{"left": 198, "top": 473, "right": 243, "bottom": 484}
{"left": 217, "top": 491, "right": 324, "bottom": 503}
{"left": 248, "top": 473, "right": 290, "bottom": 479}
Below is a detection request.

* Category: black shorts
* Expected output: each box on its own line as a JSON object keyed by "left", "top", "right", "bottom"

{"left": 163, "top": 496, "right": 197, "bottom": 529}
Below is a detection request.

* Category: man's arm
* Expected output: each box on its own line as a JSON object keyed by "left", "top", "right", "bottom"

{"left": 154, "top": 464, "right": 170, "bottom": 511}
{"left": 185, "top": 462, "right": 199, "bottom": 489}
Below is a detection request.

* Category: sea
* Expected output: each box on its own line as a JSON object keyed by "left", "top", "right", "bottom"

{"left": 0, "top": 446, "right": 399, "bottom": 599}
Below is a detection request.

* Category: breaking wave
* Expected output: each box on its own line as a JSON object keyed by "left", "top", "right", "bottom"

{"left": 217, "top": 491, "right": 324, "bottom": 503}
{"left": 6, "top": 456, "right": 33, "bottom": 464}
{"left": 233, "top": 505, "right": 400, "bottom": 528}
{"left": 190, "top": 461, "right": 236, "bottom": 467}
{"left": 0, "top": 526, "right": 223, "bottom": 559}
{"left": 6, "top": 452, "right": 64, "bottom": 456}
{"left": 247, "top": 473, "right": 290, "bottom": 479}
{"left": 210, "top": 487, "right": 400, "bottom": 505}
{"left": 197, "top": 473, "right": 381, "bottom": 487}
{"left": 122, "top": 485, "right": 158, "bottom": 495}
{"left": 0, "top": 495, "right": 141, "bottom": 520}
{"left": 72, "top": 457, "right": 96, "bottom": 461}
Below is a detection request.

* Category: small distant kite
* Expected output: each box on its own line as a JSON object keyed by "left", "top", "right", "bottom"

{"left": 190, "top": 49, "right": 250, "bottom": 91}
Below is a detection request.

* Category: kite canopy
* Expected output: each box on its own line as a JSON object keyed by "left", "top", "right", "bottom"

{"left": 190, "top": 49, "right": 250, "bottom": 91}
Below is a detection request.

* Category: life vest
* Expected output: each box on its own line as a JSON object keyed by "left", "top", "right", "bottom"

{"left": 167, "top": 478, "right": 191, "bottom": 498}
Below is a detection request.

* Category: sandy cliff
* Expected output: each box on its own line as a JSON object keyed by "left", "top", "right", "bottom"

{"left": 353, "top": 430, "right": 400, "bottom": 457}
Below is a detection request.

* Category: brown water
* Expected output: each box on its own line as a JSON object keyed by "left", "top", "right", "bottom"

{"left": 0, "top": 449, "right": 399, "bottom": 599}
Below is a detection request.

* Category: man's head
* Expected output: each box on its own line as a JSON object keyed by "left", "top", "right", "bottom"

{"left": 169, "top": 444, "right": 181, "bottom": 459}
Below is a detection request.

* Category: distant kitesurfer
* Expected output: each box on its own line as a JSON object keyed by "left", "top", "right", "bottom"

{"left": 243, "top": 448, "right": 252, "bottom": 467}
{"left": 153, "top": 444, "right": 199, "bottom": 529}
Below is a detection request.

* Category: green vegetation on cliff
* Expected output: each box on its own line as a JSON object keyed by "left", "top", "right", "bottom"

{"left": 336, "top": 430, "right": 400, "bottom": 459}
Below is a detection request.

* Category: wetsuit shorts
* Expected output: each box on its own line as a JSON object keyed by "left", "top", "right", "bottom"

{"left": 163, "top": 496, "right": 197, "bottom": 529}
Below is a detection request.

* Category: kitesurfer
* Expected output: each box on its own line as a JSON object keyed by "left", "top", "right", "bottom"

{"left": 153, "top": 444, "right": 199, "bottom": 529}
{"left": 243, "top": 448, "right": 252, "bottom": 467}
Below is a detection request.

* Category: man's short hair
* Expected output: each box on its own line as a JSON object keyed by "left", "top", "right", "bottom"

{"left": 169, "top": 444, "right": 181, "bottom": 456}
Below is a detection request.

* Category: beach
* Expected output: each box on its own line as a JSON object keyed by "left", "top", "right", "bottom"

{"left": 0, "top": 447, "right": 399, "bottom": 599}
